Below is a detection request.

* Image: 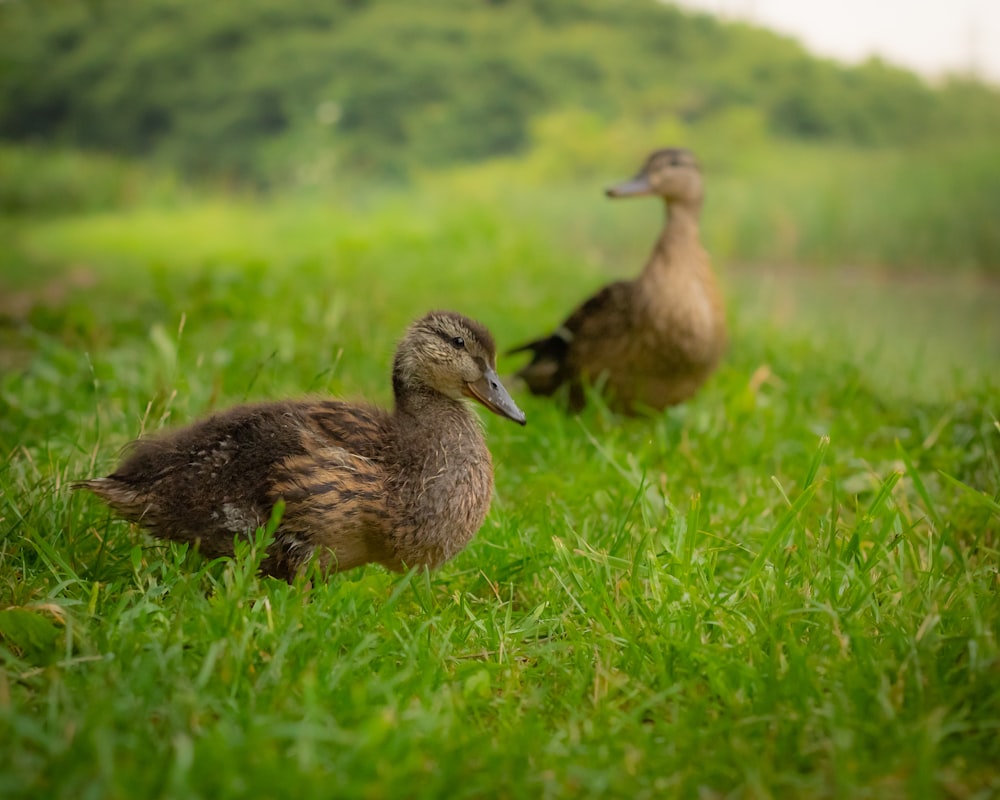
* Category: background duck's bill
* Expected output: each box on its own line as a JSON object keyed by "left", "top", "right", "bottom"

{"left": 605, "top": 176, "right": 653, "bottom": 198}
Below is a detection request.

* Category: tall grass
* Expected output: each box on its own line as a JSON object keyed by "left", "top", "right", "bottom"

{"left": 4, "top": 133, "right": 1000, "bottom": 273}
{"left": 429, "top": 130, "right": 1000, "bottom": 274}
{"left": 710, "top": 141, "right": 1000, "bottom": 271}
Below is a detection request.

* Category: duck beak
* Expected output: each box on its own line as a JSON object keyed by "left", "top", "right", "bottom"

{"left": 605, "top": 174, "right": 653, "bottom": 198}
{"left": 465, "top": 367, "right": 527, "bottom": 426}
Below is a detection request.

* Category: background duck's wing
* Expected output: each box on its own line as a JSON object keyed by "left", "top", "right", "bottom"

{"left": 509, "top": 281, "right": 633, "bottom": 397}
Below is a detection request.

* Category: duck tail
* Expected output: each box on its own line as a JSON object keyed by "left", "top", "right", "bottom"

{"left": 71, "top": 477, "right": 108, "bottom": 494}
{"left": 507, "top": 328, "right": 573, "bottom": 397}
{"left": 72, "top": 476, "right": 150, "bottom": 518}
{"left": 72, "top": 476, "right": 124, "bottom": 504}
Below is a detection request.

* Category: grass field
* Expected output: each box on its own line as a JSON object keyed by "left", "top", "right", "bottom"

{"left": 2, "top": 182, "right": 999, "bottom": 798}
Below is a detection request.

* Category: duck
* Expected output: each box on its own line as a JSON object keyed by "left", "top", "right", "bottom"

{"left": 509, "top": 147, "right": 726, "bottom": 415}
{"left": 74, "top": 311, "right": 526, "bottom": 582}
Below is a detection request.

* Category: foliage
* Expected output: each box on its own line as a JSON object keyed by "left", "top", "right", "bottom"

{"left": 0, "top": 144, "right": 185, "bottom": 217}
{"left": 2, "top": 0, "right": 999, "bottom": 184}
{"left": 1, "top": 188, "right": 999, "bottom": 797}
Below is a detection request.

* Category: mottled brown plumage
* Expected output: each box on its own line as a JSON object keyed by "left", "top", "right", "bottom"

{"left": 74, "top": 311, "right": 526, "bottom": 582}
{"left": 510, "top": 148, "right": 726, "bottom": 414}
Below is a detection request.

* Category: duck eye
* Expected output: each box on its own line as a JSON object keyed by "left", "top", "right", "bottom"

{"left": 451, "top": 336, "right": 465, "bottom": 349}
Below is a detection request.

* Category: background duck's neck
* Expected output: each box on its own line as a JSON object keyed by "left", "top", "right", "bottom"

{"left": 648, "top": 199, "right": 703, "bottom": 270}
{"left": 636, "top": 197, "right": 719, "bottom": 335}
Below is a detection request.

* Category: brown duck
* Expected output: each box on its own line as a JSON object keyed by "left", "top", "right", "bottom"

{"left": 510, "top": 147, "right": 726, "bottom": 414}
{"left": 74, "top": 311, "right": 526, "bottom": 582}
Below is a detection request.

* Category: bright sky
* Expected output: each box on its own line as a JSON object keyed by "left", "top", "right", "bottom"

{"left": 671, "top": 0, "right": 1000, "bottom": 84}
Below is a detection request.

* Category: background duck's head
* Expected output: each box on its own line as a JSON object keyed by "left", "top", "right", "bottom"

{"left": 606, "top": 147, "right": 703, "bottom": 206}
{"left": 393, "top": 311, "right": 526, "bottom": 425}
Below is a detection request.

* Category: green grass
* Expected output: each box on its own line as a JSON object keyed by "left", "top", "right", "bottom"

{"left": 4, "top": 134, "right": 1000, "bottom": 275}
{"left": 1, "top": 183, "right": 999, "bottom": 798}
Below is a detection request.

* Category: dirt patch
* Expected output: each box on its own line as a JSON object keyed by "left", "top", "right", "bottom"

{"left": 0, "top": 264, "right": 100, "bottom": 322}
{"left": 0, "top": 265, "right": 101, "bottom": 371}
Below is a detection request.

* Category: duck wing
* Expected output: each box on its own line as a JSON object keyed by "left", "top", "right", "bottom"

{"left": 265, "top": 400, "right": 395, "bottom": 577}
{"left": 74, "top": 402, "right": 311, "bottom": 546}
{"left": 509, "top": 280, "right": 633, "bottom": 399}
{"left": 74, "top": 400, "right": 392, "bottom": 577}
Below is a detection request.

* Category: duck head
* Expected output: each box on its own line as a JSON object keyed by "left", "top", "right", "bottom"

{"left": 606, "top": 147, "right": 703, "bottom": 205}
{"left": 393, "top": 311, "right": 527, "bottom": 425}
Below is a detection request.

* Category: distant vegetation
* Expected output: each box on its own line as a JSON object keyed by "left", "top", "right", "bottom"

{"left": 2, "top": 0, "right": 999, "bottom": 272}
{"left": 2, "top": 0, "right": 999, "bottom": 184}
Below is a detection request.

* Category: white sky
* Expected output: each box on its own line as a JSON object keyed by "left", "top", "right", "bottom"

{"left": 671, "top": 0, "right": 1000, "bottom": 84}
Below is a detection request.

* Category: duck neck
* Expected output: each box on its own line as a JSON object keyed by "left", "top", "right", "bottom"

{"left": 389, "top": 386, "right": 493, "bottom": 569}
{"left": 649, "top": 200, "right": 703, "bottom": 271}
{"left": 629, "top": 199, "right": 713, "bottom": 333}
{"left": 393, "top": 389, "right": 482, "bottom": 449}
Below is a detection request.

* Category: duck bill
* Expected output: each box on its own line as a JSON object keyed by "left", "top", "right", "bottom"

{"left": 605, "top": 175, "right": 653, "bottom": 198}
{"left": 465, "top": 368, "right": 527, "bottom": 426}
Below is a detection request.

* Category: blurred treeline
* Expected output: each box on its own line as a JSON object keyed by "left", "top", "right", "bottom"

{"left": 3, "top": 0, "right": 999, "bottom": 183}
{"left": 1, "top": 0, "right": 999, "bottom": 271}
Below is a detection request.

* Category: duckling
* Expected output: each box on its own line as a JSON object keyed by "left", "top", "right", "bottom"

{"left": 74, "top": 311, "right": 526, "bottom": 582}
{"left": 509, "top": 147, "right": 726, "bottom": 414}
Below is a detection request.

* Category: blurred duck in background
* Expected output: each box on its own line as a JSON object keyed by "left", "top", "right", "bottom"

{"left": 509, "top": 148, "right": 726, "bottom": 415}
